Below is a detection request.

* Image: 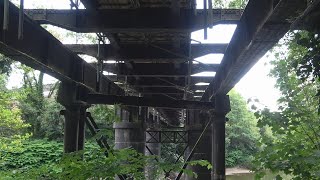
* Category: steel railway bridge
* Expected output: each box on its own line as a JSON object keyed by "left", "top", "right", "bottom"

{"left": 0, "top": 0, "right": 318, "bottom": 179}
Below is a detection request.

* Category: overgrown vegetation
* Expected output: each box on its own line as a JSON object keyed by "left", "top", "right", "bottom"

{"left": 253, "top": 31, "right": 320, "bottom": 179}
{"left": 226, "top": 90, "right": 260, "bottom": 168}
{"left": 0, "top": 139, "right": 211, "bottom": 179}
{"left": 0, "top": 74, "right": 30, "bottom": 152}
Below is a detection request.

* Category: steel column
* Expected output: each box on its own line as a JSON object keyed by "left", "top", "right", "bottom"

{"left": 212, "top": 116, "right": 225, "bottom": 180}
{"left": 63, "top": 106, "right": 80, "bottom": 153}
{"left": 78, "top": 107, "right": 87, "bottom": 151}
{"left": 58, "top": 82, "right": 88, "bottom": 153}
{"left": 212, "top": 95, "right": 230, "bottom": 180}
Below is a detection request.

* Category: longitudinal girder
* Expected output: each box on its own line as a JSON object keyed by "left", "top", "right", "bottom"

{"left": 0, "top": 0, "right": 310, "bottom": 124}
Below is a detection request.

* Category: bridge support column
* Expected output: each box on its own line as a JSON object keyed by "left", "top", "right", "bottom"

{"left": 113, "top": 108, "right": 145, "bottom": 153}
{"left": 63, "top": 105, "right": 80, "bottom": 153}
{"left": 212, "top": 95, "right": 230, "bottom": 180}
{"left": 113, "top": 122, "right": 145, "bottom": 153}
{"left": 78, "top": 107, "right": 87, "bottom": 151}
{"left": 185, "top": 110, "right": 212, "bottom": 180}
{"left": 58, "top": 82, "right": 88, "bottom": 153}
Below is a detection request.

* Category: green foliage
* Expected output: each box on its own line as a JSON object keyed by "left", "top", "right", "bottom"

{"left": 17, "top": 65, "right": 45, "bottom": 138}
{"left": 88, "top": 105, "right": 120, "bottom": 127}
{"left": 160, "top": 143, "right": 185, "bottom": 164}
{"left": 0, "top": 74, "right": 30, "bottom": 152}
{"left": 293, "top": 32, "right": 320, "bottom": 82}
{"left": 211, "top": 0, "right": 248, "bottom": 8}
{"left": 0, "top": 139, "right": 102, "bottom": 171}
{"left": 1, "top": 140, "right": 63, "bottom": 170}
{"left": 253, "top": 31, "right": 320, "bottom": 179}
{"left": 87, "top": 105, "right": 120, "bottom": 142}
{"left": 0, "top": 54, "right": 12, "bottom": 75}
{"left": 39, "top": 98, "right": 64, "bottom": 140}
{"left": 211, "top": 0, "right": 248, "bottom": 9}
{"left": 0, "top": 139, "right": 211, "bottom": 180}
{"left": 226, "top": 90, "right": 260, "bottom": 168}
{"left": 228, "top": 0, "right": 248, "bottom": 9}
{"left": 15, "top": 64, "right": 64, "bottom": 139}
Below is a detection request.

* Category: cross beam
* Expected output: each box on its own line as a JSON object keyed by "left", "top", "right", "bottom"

{"left": 146, "top": 130, "right": 188, "bottom": 143}
{"left": 111, "top": 76, "right": 214, "bottom": 87}
{"left": 102, "top": 63, "right": 219, "bottom": 76}
{"left": 128, "top": 85, "right": 207, "bottom": 90}
{"left": 87, "top": 94, "right": 215, "bottom": 110}
{"left": 25, "top": 9, "right": 242, "bottom": 33}
{"left": 0, "top": 1, "right": 123, "bottom": 95}
{"left": 65, "top": 44, "right": 227, "bottom": 61}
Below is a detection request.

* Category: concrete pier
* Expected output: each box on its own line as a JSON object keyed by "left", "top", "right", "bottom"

{"left": 113, "top": 121, "right": 145, "bottom": 153}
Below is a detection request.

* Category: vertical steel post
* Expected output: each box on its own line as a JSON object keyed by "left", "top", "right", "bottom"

{"left": 63, "top": 106, "right": 80, "bottom": 153}
{"left": 58, "top": 83, "right": 88, "bottom": 153}
{"left": 208, "top": 0, "right": 213, "bottom": 28}
{"left": 213, "top": 116, "right": 225, "bottom": 180}
{"left": 212, "top": 95, "right": 230, "bottom": 180}
{"left": 96, "top": 39, "right": 101, "bottom": 92}
{"left": 203, "top": 0, "right": 208, "bottom": 40}
{"left": 78, "top": 107, "right": 87, "bottom": 151}
{"left": 18, "top": 0, "right": 24, "bottom": 40}
{"left": 3, "top": 0, "right": 9, "bottom": 31}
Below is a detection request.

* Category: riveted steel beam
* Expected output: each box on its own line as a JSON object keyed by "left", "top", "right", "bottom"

{"left": 0, "top": 1, "right": 123, "bottom": 95}
{"left": 87, "top": 94, "right": 215, "bottom": 110}
{"left": 25, "top": 9, "right": 242, "bottom": 33}
{"left": 65, "top": 43, "right": 227, "bottom": 61}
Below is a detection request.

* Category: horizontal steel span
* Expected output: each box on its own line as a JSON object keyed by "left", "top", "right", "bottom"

{"left": 100, "top": 63, "right": 219, "bottom": 76}
{"left": 64, "top": 43, "right": 228, "bottom": 61}
{"left": 0, "top": 1, "right": 123, "bottom": 95}
{"left": 25, "top": 9, "right": 243, "bottom": 33}
{"left": 87, "top": 94, "right": 215, "bottom": 110}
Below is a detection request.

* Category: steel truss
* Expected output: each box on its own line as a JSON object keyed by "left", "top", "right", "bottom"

{"left": 146, "top": 130, "right": 188, "bottom": 144}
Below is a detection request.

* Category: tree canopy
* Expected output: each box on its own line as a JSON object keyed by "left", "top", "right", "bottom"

{"left": 253, "top": 31, "right": 320, "bottom": 179}
{"left": 226, "top": 90, "right": 260, "bottom": 168}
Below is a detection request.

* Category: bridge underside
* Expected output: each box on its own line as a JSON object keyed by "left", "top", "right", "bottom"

{"left": 0, "top": 0, "right": 313, "bottom": 179}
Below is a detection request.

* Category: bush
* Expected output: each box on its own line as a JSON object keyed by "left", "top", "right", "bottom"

{"left": 0, "top": 139, "right": 101, "bottom": 171}
{"left": 0, "top": 139, "right": 63, "bottom": 170}
{"left": 0, "top": 139, "right": 211, "bottom": 180}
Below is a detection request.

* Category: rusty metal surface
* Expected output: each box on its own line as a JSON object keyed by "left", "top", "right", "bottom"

{"left": 0, "top": 1, "right": 123, "bottom": 96}
{"left": 1, "top": 0, "right": 309, "bottom": 122}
